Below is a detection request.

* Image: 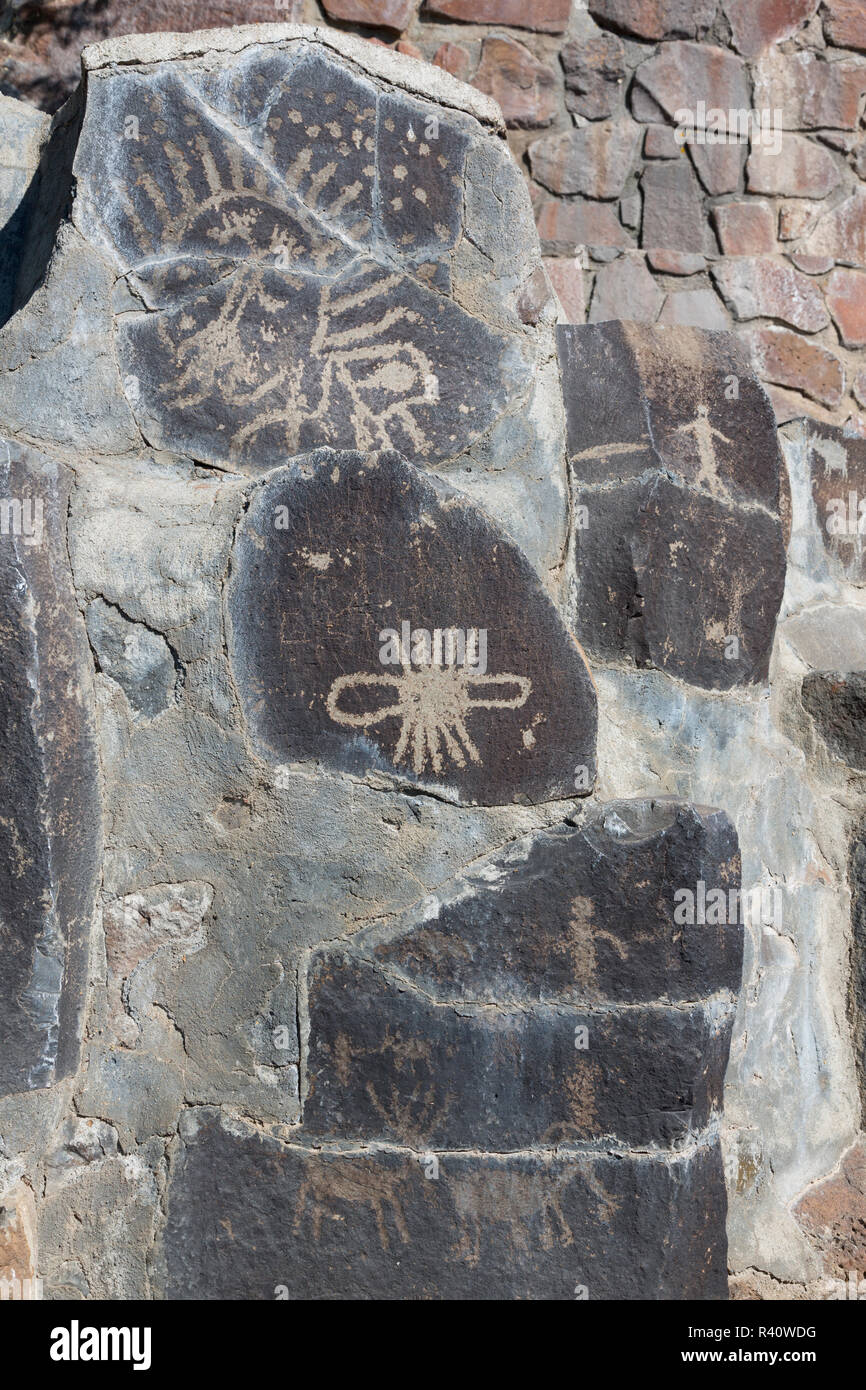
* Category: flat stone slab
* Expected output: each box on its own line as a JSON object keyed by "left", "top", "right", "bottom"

{"left": 806, "top": 422, "right": 866, "bottom": 584}
{"left": 162, "top": 1109, "right": 730, "bottom": 1300}
{"left": 557, "top": 321, "right": 787, "bottom": 690}
{"left": 227, "top": 448, "right": 597, "bottom": 805}
{"left": 802, "top": 672, "right": 866, "bottom": 770}
{"left": 0, "top": 442, "right": 101, "bottom": 1093}
{"left": 69, "top": 31, "right": 532, "bottom": 474}
{"left": 303, "top": 798, "right": 742, "bottom": 1149}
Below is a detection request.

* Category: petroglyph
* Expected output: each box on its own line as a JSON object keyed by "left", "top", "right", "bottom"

{"left": 73, "top": 45, "right": 531, "bottom": 472}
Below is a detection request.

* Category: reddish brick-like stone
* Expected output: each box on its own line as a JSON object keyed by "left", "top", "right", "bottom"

{"left": 0, "top": 0, "right": 307, "bottom": 109}
{"left": 589, "top": 256, "right": 665, "bottom": 324}
{"left": 712, "top": 258, "right": 829, "bottom": 332}
{"left": 633, "top": 42, "right": 750, "bottom": 129}
{"left": 794, "top": 1140, "right": 866, "bottom": 1281}
{"left": 426, "top": 0, "right": 570, "bottom": 31}
{"left": 754, "top": 50, "right": 866, "bottom": 131}
{"left": 749, "top": 327, "right": 845, "bottom": 408}
{"left": 588, "top": 0, "right": 718, "bottom": 41}
{"left": 826, "top": 268, "right": 866, "bottom": 349}
{"left": 854, "top": 371, "right": 866, "bottom": 410}
{"left": 778, "top": 200, "right": 823, "bottom": 242}
{"left": 561, "top": 33, "right": 627, "bottom": 121}
{"left": 747, "top": 134, "right": 841, "bottom": 199}
{"left": 432, "top": 42, "right": 472, "bottom": 82}
{"left": 790, "top": 253, "right": 834, "bottom": 275}
{"left": 321, "top": 0, "right": 417, "bottom": 27}
{"left": 473, "top": 35, "right": 558, "bottom": 129}
{"left": 528, "top": 118, "right": 641, "bottom": 199}
{"left": 644, "top": 126, "right": 681, "bottom": 158}
{"left": 802, "top": 189, "right": 866, "bottom": 265}
{"left": 688, "top": 139, "right": 745, "bottom": 197}
{"left": 536, "top": 199, "right": 636, "bottom": 252}
{"left": 722, "top": 0, "right": 819, "bottom": 58}
{"left": 543, "top": 257, "right": 585, "bottom": 323}
{"left": 394, "top": 38, "right": 423, "bottom": 57}
{"left": 713, "top": 201, "right": 776, "bottom": 255}
{"left": 822, "top": 0, "right": 866, "bottom": 51}
{"left": 647, "top": 249, "right": 706, "bottom": 275}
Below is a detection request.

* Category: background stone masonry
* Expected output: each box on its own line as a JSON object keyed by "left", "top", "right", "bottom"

{"left": 0, "top": 6, "right": 865, "bottom": 1302}
{"left": 1, "top": 0, "right": 866, "bottom": 435}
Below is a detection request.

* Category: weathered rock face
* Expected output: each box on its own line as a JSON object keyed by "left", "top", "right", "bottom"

{"left": 0, "top": 442, "right": 101, "bottom": 1094}
{"left": 5, "top": 24, "right": 566, "bottom": 576}
{"left": 849, "top": 834, "right": 866, "bottom": 1127}
{"left": 558, "top": 320, "right": 787, "bottom": 689}
{"left": 303, "top": 799, "right": 742, "bottom": 1151}
{"left": 163, "top": 1110, "right": 730, "bottom": 1300}
{"left": 162, "top": 797, "right": 741, "bottom": 1300}
{"left": 0, "top": 17, "right": 860, "bottom": 1306}
{"left": 227, "top": 448, "right": 597, "bottom": 805}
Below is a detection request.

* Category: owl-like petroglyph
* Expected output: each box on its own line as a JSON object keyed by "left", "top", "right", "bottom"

{"left": 74, "top": 46, "right": 529, "bottom": 471}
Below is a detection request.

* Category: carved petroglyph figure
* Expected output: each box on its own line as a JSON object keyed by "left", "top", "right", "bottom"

{"left": 676, "top": 404, "right": 733, "bottom": 494}
{"left": 326, "top": 665, "right": 532, "bottom": 775}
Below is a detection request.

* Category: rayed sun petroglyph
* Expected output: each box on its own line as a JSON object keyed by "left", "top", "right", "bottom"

{"left": 326, "top": 664, "right": 532, "bottom": 776}
{"left": 78, "top": 49, "right": 527, "bottom": 470}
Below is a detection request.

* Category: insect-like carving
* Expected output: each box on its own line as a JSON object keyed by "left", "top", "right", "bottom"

{"left": 326, "top": 665, "right": 532, "bottom": 776}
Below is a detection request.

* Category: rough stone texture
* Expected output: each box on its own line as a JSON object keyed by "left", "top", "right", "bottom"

{"left": 528, "top": 119, "right": 641, "bottom": 199}
{"left": 0, "top": 93, "right": 47, "bottom": 325}
{"left": 712, "top": 258, "right": 830, "bottom": 333}
{"left": 227, "top": 449, "right": 597, "bottom": 805}
{"left": 801, "top": 673, "right": 866, "bottom": 770}
{"left": 0, "top": 442, "right": 101, "bottom": 1094}
{"left": 472, "top": 35, "right": 558, "bottom": 129}
{"left": 657, "top": 286, "right": 730, "bottom": 328}
{"left": 321, "top": 0, "right": 417, "bottom": 28}
{"left": 822, "top": 0, "right": 866, "bottom": 51}
{"left": 588, "top": 254, "right": 665, "bottom": 321}
{"left": 559, "top": 320, "right": 787, "bottom": 689}
{"left": 0, "top": 10, "right": 864, "bottom": 1307}
{"left": 632, "top": 42, "right": 750, "bottom": 131}
{"left": 826, "top": 269, "right": 866, "bottom": 349}
{"left": 746, "top": 134, "right": 840, "bottom": 200}
{"left": 427, "top": 0, "right": 571, "bottom": 31}
{"left": 304, "top": 801, "right": 742, "bottom": 1148}
{"left": 850, "top": 837, "right": 866, "bottom": 1127}
{"left": 723, "top": 0, "right": 820, "bottom": 58}
{"left": 162, "top": 1109, "right": 730, "bottom": 1300}
{"left": 748, "top": 328, "right": 845, "bottom": 408}
{"left": 712, "top": 201, "right": 776, "bottom": 256}
{"left": 561, "top": 33, "right": 627, "bottom": 121}
{"left": 754, "top": 49, "right": 866, "bottom": 132}
{"left": 0, "top": 1, "right": 306, "bottom": 110}
{"left": 589, "top": 0, "right": 718, "bottom": 41}
{"left": 804, "top": 421, "right": 866, "bottom": 582}
{"left": 641, "top": 159, "right": 715, "bottom": 254}
{"left": 794, "top": 1140, "right": 866, "bottom": 1280}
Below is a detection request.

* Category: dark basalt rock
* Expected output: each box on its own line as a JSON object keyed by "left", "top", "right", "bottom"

{"left": 162, "top": 1109, "right": 730, "bottom": 1300}
{"left": 0, "top": 443, "right": 101, "bottom": 1093}
{"left": 802, "top": 671, "right": 866, "bottom": 770}
{"left": 73, "top": 47, "right": 529, "bottom": 471}
{"left": 806, "top": 423, "right": 866, "bottom": 584}
{"left": 227, "top": 448, "right": 597, "bottom": 805}
{"left": 557, "top": 321, "right": 787, "bottom": 689}
{"left": 303, "top": 798, "right": 742, "bottom": 1149}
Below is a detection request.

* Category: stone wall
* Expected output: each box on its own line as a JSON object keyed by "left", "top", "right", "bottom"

{"left": 0, "top": 10, "right": 864, "bottom": 1302}
{"left": 2, "top": 1, "right": 865, "bottom": 434}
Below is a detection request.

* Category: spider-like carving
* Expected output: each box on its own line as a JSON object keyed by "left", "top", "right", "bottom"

{"left": 326, "top": 664, "right": 532, "bottom": 776}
